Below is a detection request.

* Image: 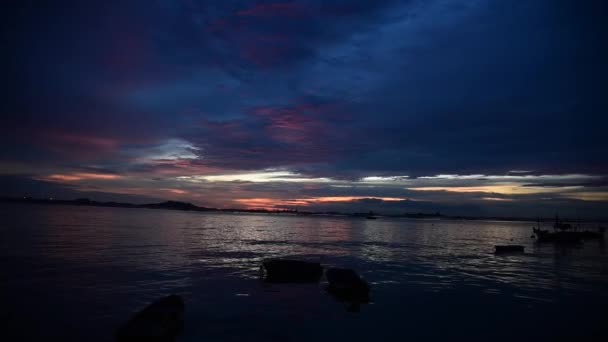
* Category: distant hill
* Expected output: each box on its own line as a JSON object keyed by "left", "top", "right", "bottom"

{"left": 0, "top": 197, "right": 210, "bottom": 212}
{"left": 1, "top": 196, "right": 605, "bottom": 222}
{"left": 141, "top": 200, "right": 209, "bottom": 211}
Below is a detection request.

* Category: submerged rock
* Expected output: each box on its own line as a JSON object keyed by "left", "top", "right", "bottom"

{"left": 494, "top": 245, "right": 525, "bottom": 254}
{"left": 262, "top": 259, "right": 323, "bottom": 283}
{"left": 326, "top": 268, "right": 370, "bottom": 304}
{"left": 115, "top": 295, "right": 184, "bottom": 342}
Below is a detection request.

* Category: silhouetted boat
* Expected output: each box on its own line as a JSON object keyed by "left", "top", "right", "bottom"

{"left": 532, "top": 216, "right": 605, "bottom": 243}
{"left": 115, "top": 295, "right": 184, "bottom": 342}
{"left": 581, "top": 226, "right": 606, "bottom": 239}
{"left": 495, "top": 245, "right": 525, "bottom": 254}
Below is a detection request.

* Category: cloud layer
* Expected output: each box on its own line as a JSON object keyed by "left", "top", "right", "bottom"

{"left": 2, "top": 0, "right": 607, "bottom": 217}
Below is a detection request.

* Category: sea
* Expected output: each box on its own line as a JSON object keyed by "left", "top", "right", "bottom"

{"left": 1, "top": 203, "right": 606, "bottom": 341}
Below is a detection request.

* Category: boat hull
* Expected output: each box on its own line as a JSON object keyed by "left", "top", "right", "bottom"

{"left": 532, "top": 228, "right": 604, "bottom": 243}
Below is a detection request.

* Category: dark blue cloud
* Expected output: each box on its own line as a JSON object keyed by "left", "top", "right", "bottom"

{"left": 1, "top": 0, "right": 606, "bottom": 215}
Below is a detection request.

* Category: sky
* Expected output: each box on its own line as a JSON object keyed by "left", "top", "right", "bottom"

{"left": 2, "top": 0, "right": 607, "bottom": 218}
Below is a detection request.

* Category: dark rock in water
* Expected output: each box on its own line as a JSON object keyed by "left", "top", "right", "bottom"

{"left": 116, "top": 295, "right": 185, "bottom": 342}
{"left": 262, "top": 259, "right": 323, "bottom": 283}
{"left": 494, "top": 245, "right": 525, "bottom": 254}
{"left": 326, "top": 268, "right": 370, "bottom": 305}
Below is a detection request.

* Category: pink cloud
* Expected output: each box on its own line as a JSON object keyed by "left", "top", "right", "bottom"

{"left": 252, "top": 105, "right": 328, "bottom": 144}
{"left": 50, "top": 133, "right": 119, "bottom": 150}
{"left": 205, "top": 6, "right": 306, "bottom": 67}
{"left": 161, "top": 188, "right": 189, "bottom": 195}
{"left": 192, "top": 101, "right": 356, "bottom": 169}
{"left": 39, "top": 131, "right": 124, "bottom": 160}
{"left": 234, "top": 196, "right": 406, "bottom": 210}
{"left": 129, "top": 158, "right": 222, "bottom": 176}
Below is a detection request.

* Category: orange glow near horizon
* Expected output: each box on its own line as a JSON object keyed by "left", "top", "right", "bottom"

{"left": 408, "top": 184, "right": 582, "bottom": 195}
{"left": 234, "top": 198, "right": 309, "bottom": 210}
{"left": 481, "top": 197, "right": 514, "bottom": 201}
{"left": 45, "top": 172, "right": 122, "bottom": 182}
{"left": 235, "top": 196, "right": 407, "bottom": 210}
{"left": 309, "top": 196, "right": 404, "bottom": 202}
{"left": 162, "top": 188, "right": 188, "bottom": 195}
{"left": 564, "top": 192, "right": 608, "bottom": 201}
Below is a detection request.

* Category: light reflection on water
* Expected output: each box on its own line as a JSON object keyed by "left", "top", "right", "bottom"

{"left": 1, "top": 204, "right": 606, "bottom": 341}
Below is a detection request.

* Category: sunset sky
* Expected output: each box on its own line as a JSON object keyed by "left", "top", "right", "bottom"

{"left": 2, "top": 0, "right": 607, "bottom": 217}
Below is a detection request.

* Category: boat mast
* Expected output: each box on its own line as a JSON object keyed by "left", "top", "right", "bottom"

{"left": 554, "top": 214, "right": 558, "bottom": 231}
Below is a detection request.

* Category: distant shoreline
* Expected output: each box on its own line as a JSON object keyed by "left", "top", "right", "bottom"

{"left": 1, "top": 196, "right": 605, "bottom": 223}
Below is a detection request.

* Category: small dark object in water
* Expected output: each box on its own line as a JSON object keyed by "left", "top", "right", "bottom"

{"left": 366, "top": 216, "right": 377, "bottom": 220}
{"left": 494, "top": 245, "right": 525, "bottom": 254}
{"left": 532, "top": 228, "right": 584, "bottom": 243}
{"left": 531, "top": 215, "right": 604, "bottom": 243}
{"left": 116, "top": 295, "right": 184, "bottom": 342}
{"left": 326, "top": 268, "right": 370, "bottom": 303}
{"left": 580, "top": 227, "right": 606, "bottom": 239}
{"left": 262, "top": 259, "right": 323, "bottom": 283}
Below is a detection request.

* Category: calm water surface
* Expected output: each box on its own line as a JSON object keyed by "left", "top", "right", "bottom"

{"left": 1, "top": 204, "right": 607, "bottom": 341}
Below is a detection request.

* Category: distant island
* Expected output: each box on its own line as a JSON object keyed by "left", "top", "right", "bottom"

{"left": 0, "top": 196, "right": 604, "bottom": 223}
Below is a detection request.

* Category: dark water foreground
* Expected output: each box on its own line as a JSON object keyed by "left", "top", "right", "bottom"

{"left": 1, "top": 204, "right": 606, "bottom": 341}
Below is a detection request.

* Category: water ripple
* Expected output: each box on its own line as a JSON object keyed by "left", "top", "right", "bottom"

{"left": 1, "top": 204, "right": 607, "bottom": 341}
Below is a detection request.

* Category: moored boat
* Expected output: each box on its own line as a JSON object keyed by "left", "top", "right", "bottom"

{"left": 532, "top": 228, "right": 582, "bottom": 243}
{"left": 365, "top": 211, "right": 377, "bottom": 219}
{"left": 532, "top": 216, "right": 605, "bottom": 243}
